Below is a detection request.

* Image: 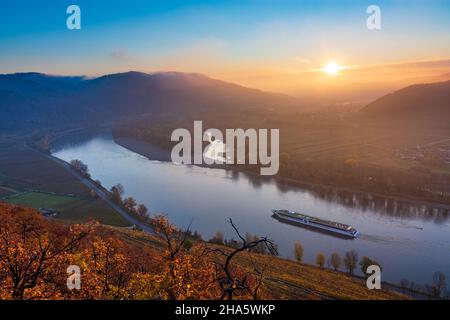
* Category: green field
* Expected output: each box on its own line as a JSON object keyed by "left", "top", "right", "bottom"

{"left": 0, "top": 142, "right": 90, "bottom": 195}
{"left": 6, "top": 191, "right": 79, "bottom": 208}
{"left": 0, "top": 186, "right": 16, "bottom": 198}
{"left": 0, "top": 135, "right": 129, "bottom": 227}
{"left": 5, "top": 191, "right": 129, "bottom": 227}
{"left": 117, "top": 110, "right": 450, "bottom": 204}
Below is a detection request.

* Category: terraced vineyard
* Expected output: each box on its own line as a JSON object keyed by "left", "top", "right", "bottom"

{"left": 114, "top": 226, "right": 407, "bottom": 300}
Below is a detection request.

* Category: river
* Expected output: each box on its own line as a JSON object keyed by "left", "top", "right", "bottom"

{"left": 52, "top": 132, "right": 450, "bottom": 286}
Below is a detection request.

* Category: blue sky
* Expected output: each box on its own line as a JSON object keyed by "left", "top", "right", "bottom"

{"left": 1, "top": 0, "right": 450, "bottom": 96}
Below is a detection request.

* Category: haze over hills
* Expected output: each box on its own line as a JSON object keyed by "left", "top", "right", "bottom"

{"left": 357, "top": 80, "right": 450, "bottom": 131}
{"left": 2, "top": 71, "right": 450, "bottom": 133}
{"left": 0, "top": 71, "right": 300, "bottom": 130}
{"left": 434, "top": 72, "right": 450, "bottom": 82}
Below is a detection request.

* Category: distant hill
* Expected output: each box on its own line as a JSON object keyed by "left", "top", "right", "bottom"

{"left": 357, "top": 80, "right": 450, "bottom": 130}
{"left": 0, "top": 71, "right": 300, "bottom": 130}
{"left": 434, "top": 72, "right": 450, "bottom": 82}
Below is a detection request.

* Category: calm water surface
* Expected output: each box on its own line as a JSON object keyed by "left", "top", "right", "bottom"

{"left": 52, "top": 133, "right": 450, "bottom": 285}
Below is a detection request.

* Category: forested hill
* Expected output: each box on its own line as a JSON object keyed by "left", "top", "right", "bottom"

{"left": 357, "top": 80, "right": 450, "bottom": 131}
{"left": 0, "top": 71, "right": 299, "bottom": 131}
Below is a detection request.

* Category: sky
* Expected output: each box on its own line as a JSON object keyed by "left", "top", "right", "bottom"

{"left": 1, "top": 0, "right": 450, "bottom": 102}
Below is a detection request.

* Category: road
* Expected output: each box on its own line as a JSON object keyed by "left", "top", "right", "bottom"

{"left": 25, "top": 142, "right": 155, "bottom": 234}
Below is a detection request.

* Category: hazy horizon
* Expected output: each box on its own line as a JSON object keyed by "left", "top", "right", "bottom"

{"left": 1, "top": 1, "right": 450, "bottom": 303}
{"left": 2, "top": 0, "right": 450, "bottom": 102}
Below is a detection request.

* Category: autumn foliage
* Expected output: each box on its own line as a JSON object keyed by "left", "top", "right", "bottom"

{"left": 0, "top": 203, "right": 266, "bottom": 300}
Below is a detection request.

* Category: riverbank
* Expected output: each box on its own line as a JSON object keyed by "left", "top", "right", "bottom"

{"left": 49, "top": 130, "right": 450, "bottom": 287}
{"left": 0, "top": 134, "right": 131, "bottom": 227}
{"left": 113, "top": 134, "right": 450, "bottom": 213}
{"left": 31, "top": 143, "right": 156, "bottom": 234}
{"left": 115, "top": 136, "right": 171, "bottom": 161}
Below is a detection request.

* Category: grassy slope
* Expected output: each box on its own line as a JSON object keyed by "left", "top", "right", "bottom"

{"left": 5, "top": 191, "right": 128, "bottom": 226}
{"left": 115, "top": 110, "right": 450, "bottom": 172}
{"left": 113, "top": 111, "right": 450, "bottom": 205}
{"left": 0, "top": 186, "right": 16, "bottom": 197}
{"left": 6, "top": 192, "right": 80, "bottom": 208}
{"left": 0, "top": 135, "right": 410, "bottom": 299}
{"left": 235, "top": 253, "right": 402, "bottom": 300}
{"left": 112, "top": 226, "right": 406, "bottom": 300}
{"left": 0, "top": 136, "right": 129, "bottom": 226}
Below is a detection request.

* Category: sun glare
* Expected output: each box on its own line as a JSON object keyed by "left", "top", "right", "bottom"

{"left": 322, "top": 62, "right": 341, "bottom": 75}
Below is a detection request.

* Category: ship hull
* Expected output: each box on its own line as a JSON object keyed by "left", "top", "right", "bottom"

{"left": 272, "top": 211, "right": 359, "bottom": 239}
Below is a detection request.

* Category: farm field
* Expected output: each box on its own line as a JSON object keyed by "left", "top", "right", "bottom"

{"left": 0, "top": 186, "right": 16, "bottom": 198}
{"left": 274, "top": 115, "right": 450, "bottom": 168}
{"left": 0, "top": 135, "right": 129, "bottom": 227}
{"left": 0, "top": 142, "right": 89, "bottom": 195}
{"left": 5, "top": 191, "right": 129, "bottom": 227}
{"left": 114, "top": 111, "right": 450, "bottom": 205}
{"left": 117, "top": 111, "right": 450, "bottom": 177}
{"left": 118, "top": 111, "right": 450, "bottom": 172}
{"left": 6, "top": 191, "right": 79, "bottom": 209}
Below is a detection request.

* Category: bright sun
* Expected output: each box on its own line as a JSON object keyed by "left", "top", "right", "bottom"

{"left": 322, "top": 62, "right": 341, "bottom": 75}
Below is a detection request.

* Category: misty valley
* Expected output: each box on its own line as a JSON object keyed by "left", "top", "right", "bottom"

{"left": 2, "top": 1, "right": 450, "bottom": 304}
{"left": 48, "top": 132, "right": 449, "bottom": 286}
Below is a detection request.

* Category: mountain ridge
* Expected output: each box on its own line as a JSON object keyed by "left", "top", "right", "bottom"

{"left": 357, "top": 80, "right": 450, "bottom": 130}
{"left": 0, "top": 71, "right": 300, "bottom": 130}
